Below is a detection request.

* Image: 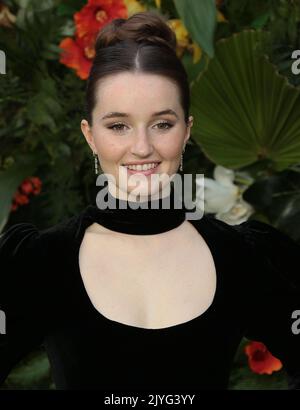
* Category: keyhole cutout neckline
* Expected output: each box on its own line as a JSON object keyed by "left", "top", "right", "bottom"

{"left": 76, "top": 216, "right": 219, "bottom": 332}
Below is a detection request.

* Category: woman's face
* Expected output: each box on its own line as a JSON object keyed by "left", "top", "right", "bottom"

{"left": 81, "top": 72, "right": 193, "bottom": 201}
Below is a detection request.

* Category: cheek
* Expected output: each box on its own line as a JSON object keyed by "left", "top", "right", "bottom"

{"left": 94, "top": 133, "right": 125, "bottom": 161}
{"left": 155, "top": 132, "right": 183, "bottom": 159}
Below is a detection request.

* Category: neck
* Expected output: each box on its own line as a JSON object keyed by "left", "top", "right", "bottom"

{"left": 106, "top": 184, "right": 172, "bottom": 204}
{"left": 87, "top": 183, "right": 188, "bottom": 235}
{"left": 106, "top": 185, "right": 180, "bottom": 209}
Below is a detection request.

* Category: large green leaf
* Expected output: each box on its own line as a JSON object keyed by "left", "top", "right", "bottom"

{"left": 190, "top": 30, "right": 300, "bottom": 171}
{"left": 174, "top": 0, "right": 216, "bottom": 57}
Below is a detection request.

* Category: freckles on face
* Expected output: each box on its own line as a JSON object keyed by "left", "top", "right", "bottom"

{"left": 96, "top": 138, "right": 124, "bottom": 163}
{"left": 91, "top": 72, "right": 187, "bottom": 170}
{"left": 156, "top": 134, "right": 183, "bottom": 160}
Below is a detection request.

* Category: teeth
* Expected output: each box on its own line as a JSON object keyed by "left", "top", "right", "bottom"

{"left": 124, "top": 163, "right": 159, "bottom": 171}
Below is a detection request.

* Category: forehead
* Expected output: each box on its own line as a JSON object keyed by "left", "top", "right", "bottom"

{"left": 94, "top": 72, "right": 181, "bottom": 114}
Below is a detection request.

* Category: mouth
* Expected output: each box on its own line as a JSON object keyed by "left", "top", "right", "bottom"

{"left": 121, "top": 162, "right": 161, "bottom": 176}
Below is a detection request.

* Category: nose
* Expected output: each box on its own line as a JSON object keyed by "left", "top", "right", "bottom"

{"left": 130, "top": 130, "right": 154, "bottom": 157}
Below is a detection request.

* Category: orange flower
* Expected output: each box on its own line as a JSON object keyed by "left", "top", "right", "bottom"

{"left": 74, "top": 0, "right": 128, "bottom": 40}
{"left": 59, "top": 0, "right": 128, "bottom": 79}
{"left": 245, "top": 341, "right": 283, "bottom": 375}
{"left": 59, "top": 36, "right": 94, "bottom": 80}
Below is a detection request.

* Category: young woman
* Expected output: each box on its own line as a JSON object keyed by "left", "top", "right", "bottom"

{"left": 0, "top": 11, "right": 299, "bottom": 391}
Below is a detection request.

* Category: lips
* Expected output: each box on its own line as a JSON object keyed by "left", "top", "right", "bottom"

{"left": 122, "top": 161, "right": 161, "bottom": 166}
{"left": 122, "top": 163, "right": 160, "bottom": 176}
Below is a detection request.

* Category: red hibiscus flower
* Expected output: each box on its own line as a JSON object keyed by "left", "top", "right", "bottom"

{"left": 245, "top": 341, "right": 283, "bottom": 375}
{"left": 59, "top": 36, "right": 94, "bottom": 80}
{"left": 74, "top": 0, "right": 127, "bottom": 40}
{"left": 59, "top": 0, "right": 128, "bottom": 80}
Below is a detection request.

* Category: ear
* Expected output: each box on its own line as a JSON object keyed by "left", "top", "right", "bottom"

{"left": 184, "top": 115, "right": 194, "bottom": 146}
{"left": 81, "top": 119, "right": 97, "bottom": 153}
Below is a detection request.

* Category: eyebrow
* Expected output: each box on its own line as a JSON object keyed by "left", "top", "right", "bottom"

{"left": 101, "top": 109, "right": 179, "bottom": 120}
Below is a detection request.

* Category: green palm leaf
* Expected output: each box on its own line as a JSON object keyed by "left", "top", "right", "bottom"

{"left": 191, "top": 30, "right": 300, "bottom": 171}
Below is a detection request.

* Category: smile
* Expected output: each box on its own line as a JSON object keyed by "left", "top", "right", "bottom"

{"left": 121, "top": 162, "right": 160, "bottom": 175}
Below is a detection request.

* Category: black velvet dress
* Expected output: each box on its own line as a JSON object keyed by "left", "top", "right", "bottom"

{"left": 0, "top": 188, "right": 300, "bottom": 390}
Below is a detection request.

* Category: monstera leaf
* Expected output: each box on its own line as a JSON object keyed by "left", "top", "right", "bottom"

{"left": 190, "top": 30, "right": 300, "bottom": 171}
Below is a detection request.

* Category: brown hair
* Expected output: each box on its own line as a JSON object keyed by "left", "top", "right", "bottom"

{"left": 85, "top": 10, "right": 190, "bottom": 126}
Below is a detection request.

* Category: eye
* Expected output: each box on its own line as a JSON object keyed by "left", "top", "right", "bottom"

{"left": 107, "top": 123, "right": 127, "bottom": 132}
{"left": 154, "top": 121, "right": 174, "bottom": 130}
{"left": 107, "top": 121, "right": 174, "bottom": 133}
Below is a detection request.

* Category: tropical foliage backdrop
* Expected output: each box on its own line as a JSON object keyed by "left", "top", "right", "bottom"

{"left": 1, "top": 0, "right": 300, "bottom": 390}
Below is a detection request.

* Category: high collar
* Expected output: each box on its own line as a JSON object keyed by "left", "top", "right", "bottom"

{"left": 83, "top": 184, "right": 188, "bottom": 235}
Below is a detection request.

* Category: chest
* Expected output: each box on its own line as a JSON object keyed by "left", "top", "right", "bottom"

{"left": 78, "top": 221, "right": 217, "bottom": 329}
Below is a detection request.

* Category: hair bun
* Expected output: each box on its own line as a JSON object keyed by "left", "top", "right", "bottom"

{"left": 95, "top": 11, "right": 177, "bottom": 53}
